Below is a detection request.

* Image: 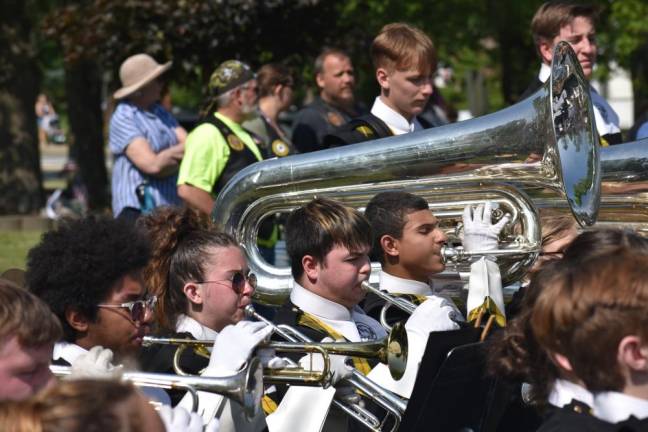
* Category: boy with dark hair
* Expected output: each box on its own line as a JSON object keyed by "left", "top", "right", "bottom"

{"left": 26, "top": 216, "right": 154, "bottom": 364}
{"left": 325, "top": 23, "right": 437, "bottom": 146}
{"left": 362, "top": 191, "right": 510, "bottom": 398}
{"left": 270, "top": 197, "right": 445, "bottom": 430}
{"left": 363, "top": 191, "right": 455, "bottom": 324}
{"left": 0, "top": 279, "right": 62, "bottom": 401}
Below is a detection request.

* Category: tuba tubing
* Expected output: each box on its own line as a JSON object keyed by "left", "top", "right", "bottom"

{"left": 211, "top": 42, "right": 600, "bottom": 306}
{"left": 535, "top": 137, "right": 648, "bottom": 234}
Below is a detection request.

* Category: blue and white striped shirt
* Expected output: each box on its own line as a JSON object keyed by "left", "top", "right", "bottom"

{"left": 109, "top": 101, "right": 181, "bottom": 216}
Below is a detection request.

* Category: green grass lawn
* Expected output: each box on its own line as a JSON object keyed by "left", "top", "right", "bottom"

{"left": 0, "top": 230, "right": 44, "bottom": 271}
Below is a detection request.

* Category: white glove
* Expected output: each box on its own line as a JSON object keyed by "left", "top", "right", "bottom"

{"left": 404, "top": 296, "right": 462, "bottom": 337}
{"left": 204, "top": 320, "right": 273, "bottom": 376}
{"left": 462, "top": 202, "right": 510, "bottom": 254}
{"left": 69, "top": 346, "right": 123, "bottom": 380}
{"left": 158, "top": 405, "right": 217, "bottom": 432}
{"left": 257, "top": 347, "right": 291, "bottom": 369}
{"left": 300, "top": 338, "right": 353, "bottom": 387}
{"left": 466, "top": 257, "right": 506, "bottom": 326}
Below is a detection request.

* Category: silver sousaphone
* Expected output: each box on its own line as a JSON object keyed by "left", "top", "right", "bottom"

{"left": 212, "top": 41, "right": 601, "bottom": 306}
{"left": 536, "top": 137, "right": 648, "bottom": 234}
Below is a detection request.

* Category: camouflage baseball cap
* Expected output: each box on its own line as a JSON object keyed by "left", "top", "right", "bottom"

{"left": 208, "top": 60, "right": 255, "bottom": 96}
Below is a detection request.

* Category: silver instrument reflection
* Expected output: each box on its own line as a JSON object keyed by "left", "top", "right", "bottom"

{"left": 211, "top": 42, "right": 599, "bottom": 306}
{"left": 50, "top": 359, "right": 263, "bottom": 419}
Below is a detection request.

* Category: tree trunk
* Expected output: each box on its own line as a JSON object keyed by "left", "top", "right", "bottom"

{"left": 631, "top": 42, "right": 648, "bottom": 122}
{"left": 64, "top": 59, "right": 109, "bottom": 211}
{"left": 0, "top": 1, "right": 43, "bottom": 214}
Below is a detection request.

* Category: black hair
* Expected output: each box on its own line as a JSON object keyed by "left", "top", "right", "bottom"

{"left": 364, "top": 191, "right": 429, "bottom": 263}
{"left": 26, "top": 216, "right": 150, "bottom": 342}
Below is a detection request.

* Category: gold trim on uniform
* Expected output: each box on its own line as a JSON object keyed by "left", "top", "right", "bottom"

{"left": 271, "top": 139, "right": 290, "bottom": 157}
{"left": 327, "top": 111, "right": 344, "bottom": 127}
{"left": 227, "top": 134, "right": 245, "bottom": 151}
{"left": 355, "top": 126, "right": 374, "bottom": 138}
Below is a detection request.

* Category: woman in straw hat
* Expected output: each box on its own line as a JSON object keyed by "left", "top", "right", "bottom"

{"left": 109, "top": 53, "right": 187, "bottom": 222}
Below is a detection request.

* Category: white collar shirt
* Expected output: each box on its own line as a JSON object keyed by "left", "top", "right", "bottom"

{"left": 371, "top": 97, "right": 423, "bottom": 135}
{"left": 176, "top": 314, "right": 219, "bottom": 341}
{"left": 547, "top": 378, "right": 594, "bottom": 408}
{"left": 594, "top": 391, "right": 648, "bottom": 423}
{"left": 537, "top": 63, "right": 620, "bottom": 138}
{"left": 379, "top": 271, "right": 433, "bottom": 296}
{"left": 290, "top": 282, "right": 386, "bottom": 342}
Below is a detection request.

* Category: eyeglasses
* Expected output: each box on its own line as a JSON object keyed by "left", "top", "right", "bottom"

{"left": 195, "top": 272, "right": 256, "bottom": 294}
{"left": 97, "top": 295, "right": 157, "bottom": 322}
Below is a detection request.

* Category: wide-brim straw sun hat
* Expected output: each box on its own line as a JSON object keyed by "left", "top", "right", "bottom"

{"left": 113, "top": 53, "right": 172, "bottom": 99}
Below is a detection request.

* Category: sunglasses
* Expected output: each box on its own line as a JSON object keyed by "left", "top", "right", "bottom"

{"left": 97, "top": 295, "right": 157, "bottom": 322}
{"left": 196, "top": 271, "right": 257, "bottom": 294}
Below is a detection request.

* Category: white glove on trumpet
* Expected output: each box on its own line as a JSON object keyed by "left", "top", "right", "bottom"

{"left": 204, "top": 320, "right": 273, "bottom": 376}
{"left": 462, "top": 201, "right": 508, "bottom": 327}
{"left": 69, "top": 346, "right": 123, "bottom": 380}
{"left": 462, "top": 201, "right": 510, "bottom": 256}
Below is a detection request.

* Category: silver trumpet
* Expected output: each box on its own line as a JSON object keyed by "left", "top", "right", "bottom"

{"left": 211, "top": 41, "right": 600, "bottom": 306}
{"left": 50, "top": 359, "right": 264, "bottom": 420}
{"left": 361, "top": 281, "right": 417, "bottom": 332}
{"left": 245, "top": 305, "right": 407, "bottom": 432}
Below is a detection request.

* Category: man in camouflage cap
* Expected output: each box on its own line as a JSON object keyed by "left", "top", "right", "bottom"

{"left": 178, "top": 60, "right": 262, "bottom": 215}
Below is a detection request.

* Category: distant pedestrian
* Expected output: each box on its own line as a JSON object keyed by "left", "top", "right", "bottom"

{"left": 291, "top": 48, "right": 365, "bottom": 153}
{"left": 242, "top": 63, "right": 296, "bottom": 158}
{"left": 109, "top": 53, "right": 186, "bottom": 222}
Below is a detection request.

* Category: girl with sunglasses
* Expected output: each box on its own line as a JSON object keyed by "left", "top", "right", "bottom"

{"left": 140, "top": 206, "right": 273, "bottom": 432}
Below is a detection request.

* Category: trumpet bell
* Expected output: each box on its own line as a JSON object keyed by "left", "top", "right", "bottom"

{"left": 386, "top": 322, "right": 408, "bottom": 381}
{"left": 242, "top": 357, "right": 264, "bottom": 419}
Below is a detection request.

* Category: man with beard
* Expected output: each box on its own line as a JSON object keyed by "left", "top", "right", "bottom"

{"left": 291, "top": 48, "right": 363, "bottom": 153}
{"left": 178, "top": 60, "right": 264, "bottom": 215}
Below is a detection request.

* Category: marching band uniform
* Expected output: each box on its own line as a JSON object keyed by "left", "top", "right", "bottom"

{"left": 139, "top": 315, "right": 268, "bottom": 432}
{"left": 267, "top": 282, "right": 386, "bottom": 432}
{"left": 322, "top": 96, "right": 425, "bottom": 147}
{"left": 363, "top": 271, "right": 462, "bottom": 328}
{"left": 537, "top": 392, "right": 648, "bottom": 431}
{"left": 363, "top": 272, "right": 462, "bottom": 399}
{"left": 547, "top": 379, "right": 594, "bottom": 409}
{"left": 172, "top": 315, "right": 267, "bottom": 432}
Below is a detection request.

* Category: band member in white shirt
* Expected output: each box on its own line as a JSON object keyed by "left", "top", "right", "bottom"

{"left": 267, "top": 197, "right": 465, "bottom": 431}
{"left": 26, "top": 215, "right": 259, "bottom": 431}
{"left": 362, "top": 191, "right": 509, "bottom": 398}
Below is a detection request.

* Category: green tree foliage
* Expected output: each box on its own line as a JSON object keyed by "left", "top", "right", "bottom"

{"left": 605, "top": 0, "right": 648, "bottom": 117}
